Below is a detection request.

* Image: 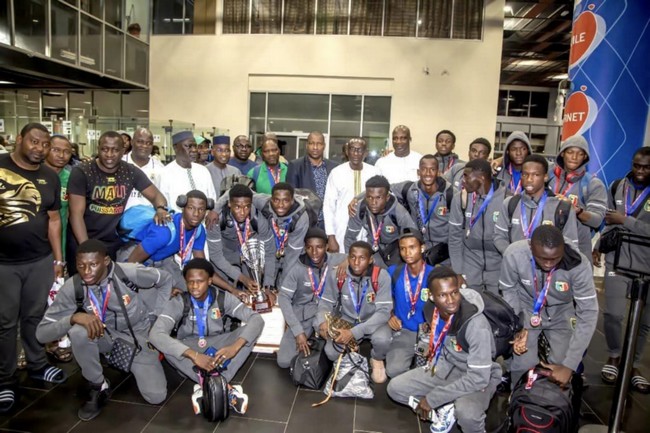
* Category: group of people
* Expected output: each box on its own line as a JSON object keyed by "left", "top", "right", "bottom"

{"left": 1, "top": 121, "right": 648, "bottom": 433}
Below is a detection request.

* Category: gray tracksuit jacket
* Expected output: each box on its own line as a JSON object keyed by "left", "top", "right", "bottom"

{"left": 37, "top": 263, "right": 172, "bottom": 343}
{"left": 317, "top": 266, "right": 393, "bottom": 341}
{"left": 494, "top": 189, "right": 579, "bottom": 255}
{"left": 548, "top": 135, "right": 607, "bottom": 260}
{"left": 391, "top": 178, "right": 453, "bottom": 251}
{"left": 434, "top": 152, "right": 462, "bottom": 177}
{"left": 495, "top": 131, "right": 533, "bottom": 196}
{"left": 498, "top": 240, "right": 598, "bottom": 371}
{"left": 602, "top": 174, "right": 650, "bottom": 269}
{"left": 278, "top": 252, "right": 347, "bottom": 338}
{"left": 149, "top": 289, "right": 264, "bottom": 360}
{"left": 345, "top": 195, "right": 417, "bottom": 267}
{"left": 445, "top": 161, "right": 467, "bottom": 190}
{"left": 207, "top": 204, "right": 276, "bottom": 287}
{"left": 421, "top": 288, "right": 501, "bottom": 409}
{"left": 448, "top": 182, "right": 506, "bottom": 292}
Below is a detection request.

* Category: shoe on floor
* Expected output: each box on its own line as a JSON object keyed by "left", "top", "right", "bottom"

{"left": 28, "top": 364, "right": 67, "bottom": 384}
{"left": 78, "top": 379, "right": 111, "bottom": 421}
{"left": 430, "top": 403, "right": 456, "bottom": 433}
{"left": 0, "top": 388, "right": 16, "bottom": 414}
{"left": 191, "top": 384, "right": 203, "bottom": 415}
{"left": 631, "top": 374, "right": 650, "bottom": 394}
{"left": 601, "top": 363, "right": 619, "bottom": 384}
{"left": 228, "top": 384, "right": 248, "bottom": 414}
{"left": 370, "top": 358, "right": 387, "bottom": 384}
{"left": 496, "top": 371, "right": 511, "bottom": 393}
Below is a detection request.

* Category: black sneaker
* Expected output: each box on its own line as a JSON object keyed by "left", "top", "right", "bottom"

{"left": 496, "top": 371, "right": 511, "bottom": 393}
{"left": 78, "top": 379, "right": 111, "bottom": 421}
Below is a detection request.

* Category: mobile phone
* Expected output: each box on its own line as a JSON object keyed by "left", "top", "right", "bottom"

{"left": 204, "top": 346, "right": 217, "bottom": 357}
{"left": 408, "top": 396, "right": 420, "bottom": 411}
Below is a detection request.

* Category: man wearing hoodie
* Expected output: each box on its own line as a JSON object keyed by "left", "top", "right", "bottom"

{"left": 387, "top": 266, "right": 501, "bottom": 433}
{"left": 445, "top": 137, "right": 492, "bottom": 190}
{"left": 345, "top": 175, "right": 418, "bottom": 268}
{"left": 448, "top": 159, "right": 506, "bottom": 294}
{"left": 599, "top": 147, "right": 650, "bottom": 393}
{"left": 494, "top": 154, "right": 579, "bottom": 255}
{"left": 548, "top": 135, "right": 607, "bottom": 262}
{"left": 495, "top": 131, "right": 532, "bottom": 196}
{"left": 433, "top": 130, "right": 462, "bottom": 177}
{"left": 499, "top": 226, "right": 598, "bottom": 385}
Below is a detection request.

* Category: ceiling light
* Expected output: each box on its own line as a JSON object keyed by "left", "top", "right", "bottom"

{"left": 504, "top": 6, "right": 514, "bottom": 15}
{"left": 0, "top": 80, "right": 15, "bottom": 85}
{"left": 549, "top": 73, "right": 569, "bottom": 80}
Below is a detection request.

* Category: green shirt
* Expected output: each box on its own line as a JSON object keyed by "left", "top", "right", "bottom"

{"left": 58, "top": 167, "right": 71, "bottom": 259}
{"left": 247, "top": 162, "right": 287, "bottom": 194}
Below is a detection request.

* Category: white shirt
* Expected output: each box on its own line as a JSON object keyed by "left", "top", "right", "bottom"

{"left": 374, "top": 150, "right": 422, "bottom": 184}
{"left": 123, "top": 153, "right": 166, "bottom": 210}
{"left": 159, "top": 160, "right": 217, "bottom": 213}
{"left": 323, "top": 162, "right": 379, "bottom": 252}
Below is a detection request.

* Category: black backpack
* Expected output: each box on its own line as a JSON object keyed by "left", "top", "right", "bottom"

{"left": 290, "top": 337, "right": 332, "bottom": 390}
{"left": 506, "top": 193, "right": 573, "bottom": 236}
{"left": 219, "top": 174, "right": 254, "bottom": 197}
{"left": 171, "top": 286, "right": 239, "bottom": 338}
{"left": 200, "top": 370, "right": 229, "bottom": 422}
{"left": 508, "top": 365, "right": 582, "bottom": 433}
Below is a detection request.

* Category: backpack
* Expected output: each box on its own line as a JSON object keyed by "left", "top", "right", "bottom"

{"left": 398, "top": 181, "right": 454, "bottom": 216}
{"left": 219, "top": 174, "right": 254, "bottom": 197}
{"left": 508, "top": 365, "right": 582, "bottom": 433}
{"left": 456, "top": 290, "right": 521, "bottom": 360}
{"left": 199, "top": 370, "right": 229, "bottom": 422}
{"left": 118, "top": 205, "right": 191, "bottom": 247}
{"left": 290, "top": 337, "right": 332, "bottom": 390}
{"left": 337, "top": 265, "right": 381, "bottom": 292}
{"left": 506, "top": 194, "right": 573, "bottom": 234}
{"left": 219, "top": 207, "right": 260, "bottom": 232}
{"left": 171, "top": 286, "right": 239, "bottom": 337}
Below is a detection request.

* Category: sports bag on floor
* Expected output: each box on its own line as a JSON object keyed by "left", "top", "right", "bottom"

{"left": 290, "top": 338, "right": 331, "bottom": 390}
{"left": 201, "top": 370, "right": 229, "bottom": 422}
{"left": 323, "top": 352, "right": 373, "bottom": 399}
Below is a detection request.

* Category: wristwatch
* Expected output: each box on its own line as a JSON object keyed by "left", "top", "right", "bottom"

{"left": 53, "top": 260, "right": 66, "bottom": 267}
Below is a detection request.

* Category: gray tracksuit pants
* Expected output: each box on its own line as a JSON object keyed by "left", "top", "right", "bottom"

{"left": 603, "top": 266, "right": 650, "bottom": 368}
{"left": 385, "top": 327, "right": 417, "bottom": 378}
{"left": 276, "top": 319, "right": 314, "bottom": 369}
{"left": 68, "top": 324, "right": 167, "bottom": 404}
{"left": 324, "top": 325, "right": 392, "bottom": 362}
{"left": 164, "top": 326, "right": 256, "bottom": 383}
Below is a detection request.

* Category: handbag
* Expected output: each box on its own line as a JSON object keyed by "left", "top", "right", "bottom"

{"left": 105, "top": 280, "right": 141, "bottom": 373}
{"left": 323, "top": 352, "right": 373, "bottom": 399}
{"left": 290, "top": 337, "right": 331, "bottom": 390}
{"left": 599, "top": 227, "right": 626, "bottom": 254}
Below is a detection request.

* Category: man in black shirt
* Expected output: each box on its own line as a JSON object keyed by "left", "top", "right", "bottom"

{"left": 0, "top": 123, "right": 67, "bottom": 413}
{"left": 68, "top": 131, "right": 169, "bottom": 270}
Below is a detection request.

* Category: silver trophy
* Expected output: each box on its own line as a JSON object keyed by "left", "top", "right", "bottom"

{"left": 241, "top": 238, "right": 272, "bottom": 313}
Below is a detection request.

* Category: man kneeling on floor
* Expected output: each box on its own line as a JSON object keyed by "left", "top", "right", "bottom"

{"left": 316, "top": 241, "right": 393, "bottom": 383}
{"left": 387, "top": 266, "right": 501, "bottom": 433}
{"left": 36, "top": 239, "right": 172, "bottom": 421}
{"left": 149, "top": 258, "right": 264, "bottom": 415}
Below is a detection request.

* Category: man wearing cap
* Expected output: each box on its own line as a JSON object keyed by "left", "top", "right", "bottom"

{"left": 123, "top": 127, "right": 165, "bottom": 210}
{"left": 195, "top": 136, "right": 211, "bottom": 165}
{"left": 159, "top": 131, "right": 218, "bottom": 214}
{"left": 206, "top": 135, "right": 240, "bottom": 196}
{"left": 228, "top": 135, "right": 258, "bottom": 175}
{"left": 445, "top": 138, "right": 492, "bottom": 190}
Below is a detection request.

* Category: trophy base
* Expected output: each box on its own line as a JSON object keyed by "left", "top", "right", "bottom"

{"left": 252, "top": 300, "right": 273, "bottom": 314}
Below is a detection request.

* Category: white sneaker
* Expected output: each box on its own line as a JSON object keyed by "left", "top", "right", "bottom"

{"left": 429, "top": 403, "right": 455, "bottom": 433}
{"left": 228, "top": 384, "right": 248, "bottom": 414}
{"left": 370, "top": 358, "right": 387, "bottom": 384}
{"left": 191, "top": 384, "right": 203, "bottom": 415}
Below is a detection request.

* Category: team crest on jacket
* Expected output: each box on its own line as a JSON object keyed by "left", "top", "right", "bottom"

{"left": 449, "top": 337, "right": 462, "bottom": 352}
{"left": 436, "top": 206, "right": 447, "bottom": 216}
{"left": 366, "top": 292, "right": 376, "bottom": 303}
{"left": 492, "top": 211, "right": 500, "bottom": 222}
{"left": 542, "top": 220, "right": 553, "bottom": 225}
{"left": 555, "top": 281, "right": 569, "bottom": 292}
{"left": 645, "top": 201, "right": 650, "bottom": 212}
{"left": 421, "top": 288, "right": 429, "bottom": 302}
{"left": 211, "top": 308, "right": 221, "bottom": 320}
{"left": 385, "top": 225, "right": 396, "bottom": 234}
{"left": 568, "top": 194, "right": 579, "bottom": 206}
{"left": 122, "top": 294, "right": 131, "bottom": 305}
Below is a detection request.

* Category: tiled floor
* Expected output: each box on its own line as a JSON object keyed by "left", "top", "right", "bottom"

{"left": 1, "top": 292, "right": 648, "bottom": 433}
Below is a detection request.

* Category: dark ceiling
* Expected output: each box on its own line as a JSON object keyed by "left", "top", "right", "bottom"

{"left": 500, "top": 0, "right": 574, "bottom": 87}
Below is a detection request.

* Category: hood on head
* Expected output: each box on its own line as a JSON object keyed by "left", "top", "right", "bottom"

{"left": 556, "top": 135, "right": 590, "bottom": 170}
{"left": 504, "top": 131, "right": 533, "bottom": 167}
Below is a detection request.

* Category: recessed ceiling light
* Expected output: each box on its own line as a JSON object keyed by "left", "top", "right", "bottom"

{"left": 0, "top": 80, "right": 15, "bottom": 85}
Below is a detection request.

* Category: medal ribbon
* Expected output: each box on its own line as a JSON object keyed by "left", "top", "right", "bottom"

{"left": 427, "top": 308, "right": 454, "bottom": 367}
{"left": 520, "top": 192, "right": 547, "bottom": 239}
{"left": 444, "top": 156, "right": 456, "bottom": 174}
{"left": 508, "top": 164, "right": 522, "bottom": 194}
{"left": 87, "top": 283, "right": 111, "bottom": 323}
{"left": 624, "top": 182, "right": 650, "bottom": 216}
{"left": 191, "top": 291, "right": 213, "bottom": 342}
{"left": 468, "top": 185, "right": 495, "bottom": 230}
{"left": 266, "top": 166, "right": 281, "bottom": 187}
{"left": 367, "top": 214, "right": 383, "bottom": 250}
{"left": 418, "top": 191, "right": 441, "bottom": 226}
{"left": 234, "top": 218, "right": 251, "bottom": 252}
{"left": 403, "top": 263, "right": 425, "bottom": 317}
{"left": 179, "top": 219, "right": 197, "bottom": 265}
{"left": 530, "top": 257, "right": 556, "bottom": 318}
{"left": 349, "top": 279, "right": 370, "bottom": 321}
{"left": 308, "top": 266, "right": 329, "bottom": 298}
{"left": 271, "top": 217, "right": 292, "bottom": 255}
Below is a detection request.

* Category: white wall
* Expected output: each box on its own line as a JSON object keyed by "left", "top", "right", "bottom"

{"left": 149, "top": 0, "right": 505, "bottom": 157}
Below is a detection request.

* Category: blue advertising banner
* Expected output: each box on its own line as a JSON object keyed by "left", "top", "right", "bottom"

{"left": 562, "top": 0, "right": 650, "bottom": 187}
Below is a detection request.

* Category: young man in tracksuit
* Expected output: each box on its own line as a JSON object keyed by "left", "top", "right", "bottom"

{"left": 317, "top": 241, "right": 393, "bottom": 383}
{"left": 494, "top": 131, "right": 532, "bottom": 196}
{"left": 499, "top": 226, "right": 598, "bottom": 386}
{"left": 36, "top": 240, "right": 172, "bottom": 421}
{"left": 599, "top": 147, "right": 650, "bottom": 393}
{"left": 207, "top": 184, "right": 275, "bottom": 300}
{"left": 387, "top": 266, "right": 501, "bottom": 433}
{"left": 345, "top": 175, "right": 417, "bottom": 267}
{"left": 445, "top": 137, "right": 492, "bottom": 190}
{"left": 494, "top": 154, "right": 579, "bottom": 255}
{"left": 548, "top": 135, "right": 607, "bottom": 262}
{"left": 277, "top": 228, "right": 346, "bottom": 368}
{"left": 384, "top": 228, "right": 434, "bottom": 378}
{"left": 448, "top": 159, "right": 506, "bottom": 294}
{"left": 433, "top": 130, "right": 461, "bottom": 177}
{"left": 149, "top": 258, "right": 264, "bottom": 414}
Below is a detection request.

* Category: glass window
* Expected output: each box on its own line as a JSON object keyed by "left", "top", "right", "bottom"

{"left": 125, "top": 37, "right": 148, "bottom": 84}
{"left": 418, "top": 0, "right": 452, "bottom": 38}
{"left": 497, "top": 89, "right": 508, "bottom": 116}
{"left": 507, "top": 90, "right": 530, "bottom": 117}
{"left": 252, "top": 0, "right": 281, "bottom": 34}
{"left": 42, "top": 91, "right": 66, "bottom": 120}
{"left": 15, "top": 90, "right": 41, "bottom": 124}
{"left": 69, "top": 90, "right": 92, "bottom": 118}
{"left": 0, "top": 0, "right": 10, "bottom": 45}
{"left": 153, "top": 0, "right": 183, "bottom": 34}
{"left": 80, "top": 0, "right": 103, "bottom": 19}
{"left": 0, "top": 90, "right": 17, "bottom": 139}
{"left": 362, "top": 96, "right": 391, "bottom": 155}
{"left": 93, "top": 90, "right": 121, "bottom": 117}
{"left": 105, "top": 26, "right": 124, "bottom": 78}
{"left": 121, "top": 91, "right": 149, "bottom": 118}
{"left": 529, "top": 92, "right": 550, "bottom": 119}
{"left": 316, "top": 0, "right": 348, "bottom": 35}
{"left": 330, "top": 95, "right": 361, "bottom": 145}
{"left": 283, "top": 0, "right": 315, "bottom": 34}
{"left": 51, "top": 2, "right": 78, "bottom": 65}
{"left": 350, "top": 0, "right": 382, "bottom": 36}
{"left": 80, "top": 14, "right": 102, "bottom": 71}
{"left": 126, "top": 0, "right": 150, "bottom": 41}
{"left": 249, "top": 92, "right": 266, "bottom": 135}
{"left": 267, "top": 93, "right": 328, "bottom": 133}
{"left": 14, "top": 0, "right": 47, "bottom": 54}
{"left": 384, "top": 0, "right": 417, "bottom": 37}
{"left": 105, "top": 0, "right": 123, "bottom": 29}
{"left": 452, "top": 0, "right": 483, "bottom": 40}
{"left": 223, "top": 0, "right": 250, "bottom": 34}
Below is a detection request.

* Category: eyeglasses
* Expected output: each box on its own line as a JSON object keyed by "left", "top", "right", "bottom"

{"left": 348, "top": 147, "right": 365, "bottom": 154}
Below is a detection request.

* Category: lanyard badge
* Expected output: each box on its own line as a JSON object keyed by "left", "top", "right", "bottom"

{"left": 425, "top": 308, "right": 454, "bottom": 375}
{"left": 272, "top": 217, "right": 292, "bottom": 259}
{"left": 418, "top": 190, "right": 441, "bottom": 230}
{"left": 87, "top": 283, "right": 112, "bottom": 323}
{"left": 467, "top": 186, "right": 495, "bottom": 237}
{"left": 191, "top": 291, "right": 213, "bottom": 348}
{"left": 235, "top": 218, "right": 251, "bottom": 252}
{"left": 348, "top": 279, "right": 370, "bottom": 323}
{"left": 267, "top": 166, "right": 281, "bottom": 187}
{"left": 403, "top": 264, "right": 425, "bottom": 319}
{"left": 529, "top": 257, "right": 556, "bottom": 327}
{"left": 179, "top": 219, "right": 197, "bottom": 266}
{"left": 308, "top": 266, "right": 328, "bottom": 298}
{"left": 367, "top": 214, "right": 383, "bottom": 252}
{"left": 508, "top": 165, "right": 522, "bottom": 194}
{"left": 520, "top": 192, "right": 548, "bottom": 239}
{"left": 624, "top": 182, "right": 650, "bottom": 216}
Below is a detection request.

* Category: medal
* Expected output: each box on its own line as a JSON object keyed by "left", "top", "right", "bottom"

{"left": 87, "top": 283, "right": 111, "bottom": 323}
{"left": 198, "top": 338, "right": 207, "bottom": 348}
{"left": 530, "top": 314, "right": 541, "bottom": 327}
{"left": 421, "top": 226, "right": 427, "bottom": 234}
{"left": 403, "top": 262, "right": 425, "bottom": 321}
{"left": 466, "top": 229, "right": 471, "bottom": 238}
{"left": 234, "top": 218, "right": 251, "bottom": 253}
{"left": 191, "top": 292, "right": 213, "bottom": 351}
{"left": 430, "top": 365, "right": 436, "bottom": 377}
{"left": 372, "top": 244, "right": 379, "bottom": 252}
{"left": 276, "top": 250, "right": 284, "bottom": 259}
{"left": 271, "top": 218, "right": 291, "bottom": 260}
{"left": 530, "top": 257, "right": 556, "bottom": 329}
{"left": 367, "top": 214, "right": 383, "bottom": 252}
{"left": 308, "top": 266, "right": 328, "bottom": 298}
